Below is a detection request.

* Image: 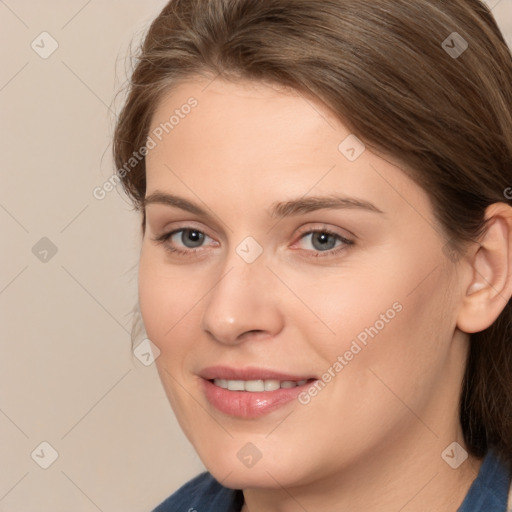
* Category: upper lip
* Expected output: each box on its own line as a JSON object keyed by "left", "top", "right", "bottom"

{"left": 199, "top": 365, "right": 316, "bottom": 381}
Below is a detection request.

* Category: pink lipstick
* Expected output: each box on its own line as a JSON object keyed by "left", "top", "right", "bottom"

{"left": 200, "top": 366, "right": 317, "bottom": 418}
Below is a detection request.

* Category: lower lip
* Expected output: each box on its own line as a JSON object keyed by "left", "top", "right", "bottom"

{"left": 202, "top": 379, "right": 314, "bottom": 418}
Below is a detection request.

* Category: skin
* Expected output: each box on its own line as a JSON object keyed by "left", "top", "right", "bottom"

{"left": 139, "top": 76, "right": 512, "bottom": 511}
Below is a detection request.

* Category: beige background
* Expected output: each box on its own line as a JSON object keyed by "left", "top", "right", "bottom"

{"left": 1, "top": 1, "right": 511, "bottom": 511}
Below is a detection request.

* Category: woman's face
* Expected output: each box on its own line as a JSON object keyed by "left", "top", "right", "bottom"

{"left": 140, "top": 77, "right": 469, "bottom": 489}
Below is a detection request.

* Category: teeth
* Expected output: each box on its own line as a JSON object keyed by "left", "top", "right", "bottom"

{"left": 245, "top": 380, "right": 265, "bottom": 392}
{"left": 264, "top": 379, "right": 280, "bottom": 391}
{"left": 213, "top": 378, "right": 308, "bottom": 392}
{"left": 215, "top": 379, "right": 228, "bottom": 389}
{"left": 227, "top": 380, "right": 245, "bottom": 391}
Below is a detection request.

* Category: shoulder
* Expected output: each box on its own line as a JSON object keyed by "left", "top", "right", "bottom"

{"left": 152, "top": 472, "right": 244, "bottom": 512}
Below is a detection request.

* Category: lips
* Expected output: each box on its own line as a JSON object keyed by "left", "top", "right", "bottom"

{"left": 199, "top": 366, "right": 317, "bottom": 418}
{"left": 199, "top": 365, "right": 315, "bottom": 382}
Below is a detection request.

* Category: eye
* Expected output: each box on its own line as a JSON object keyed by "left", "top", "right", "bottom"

{"left": 153, "top": 228, "right": 216, "bottom": 255}
{"left": 294, "top": 228, "right": 353, "bottom": 256}
{"left": 172, "top": 229, "right": 207, "bottom": 248}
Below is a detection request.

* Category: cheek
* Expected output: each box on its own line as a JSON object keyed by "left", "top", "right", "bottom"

{"left": 138, "top": 251, "right": 206, "bottom": 430}
{"left": 138, "top": 247, "right": 204, "bottom": 346}
{"left": 280, "top": 266, "right": 457, "bottom": 461}
{"left": 283, "top": 262, "right": 407, "bottom": 360}
{"left": 295, "top": 250, "right": 456, "bottom": 390}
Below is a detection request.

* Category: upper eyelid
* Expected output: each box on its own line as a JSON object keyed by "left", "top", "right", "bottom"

{"left": 154, "top": 227, "right": 216, "bottom": 243}
{"left": 156, "top": 224, "right": 350, "bottom": 237}
{"left": 294, "top": 224, "right": 355, "bottom": 241}
{"left": 145, "top": 205, "right": 228, "bottom": 237}
{"left": 172, "top": 228, "right": 215, "bottom": 242}
{"left": 156, "top": 226, "right": 353, "bottom": 249}
{"left": 152, "top": 221, "right": 217, "bottom": 239}
{"left": 147, "top": 208, "right": 357, "bottom": 238}
{"left": 291, "top": 230, "right": 353, "bottom": 250}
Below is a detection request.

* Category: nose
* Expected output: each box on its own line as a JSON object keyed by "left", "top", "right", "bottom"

{"left": 200, "top": 257, "right": 285, "bottom": 345}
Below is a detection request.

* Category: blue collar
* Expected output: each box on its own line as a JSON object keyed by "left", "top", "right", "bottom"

{"left": 457, "top": 449, "right": 511, "bottom": 511}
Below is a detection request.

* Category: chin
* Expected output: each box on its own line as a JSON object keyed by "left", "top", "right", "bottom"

{"left": 208, "top": 463, "right": 296, "bottom": 490}
{"left": 197, "top": 442, "right": 314, "bottom": 490}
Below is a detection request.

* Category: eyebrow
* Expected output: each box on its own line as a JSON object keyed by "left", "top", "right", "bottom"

{"left": 144, "top": 192, "right": 205, "bottom": 215}
{"left": 144, "top": 191, "right": 384, "bottom": 218}
{"left": 269, "top": 195, "right": 383, "bottom": 218}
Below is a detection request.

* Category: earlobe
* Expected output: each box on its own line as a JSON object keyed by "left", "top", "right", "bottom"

{"left": 457, "top": 202, "right": 512, "bottom": 334}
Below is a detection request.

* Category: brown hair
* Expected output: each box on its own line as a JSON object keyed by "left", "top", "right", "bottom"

{"left": 113, "top": 0, "right": 512, "bottom": 466}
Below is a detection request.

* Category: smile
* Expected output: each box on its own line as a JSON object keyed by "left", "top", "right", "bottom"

{"left": 199, "top": 366, "right": 317, "bottom": 418}
{"left": 212, "top": 378, "right": 309, "bottom": 392}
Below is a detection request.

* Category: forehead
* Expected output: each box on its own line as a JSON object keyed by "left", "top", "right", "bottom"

{"left": 148, "top": 76, "right": 343, "bottom": 160}
{"left": 145, "top": 77, "right": 432, "bottom": 225}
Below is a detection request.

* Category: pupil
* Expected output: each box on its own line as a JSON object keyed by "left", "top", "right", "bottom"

{"left": 182, "top": 229, "right": 204, "bottom": 248}
{"left": 312, "top": 232, "right": 336, "bottom": 251}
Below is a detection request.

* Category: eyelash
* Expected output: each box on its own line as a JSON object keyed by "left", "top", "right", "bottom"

{"left": 153, "top": 227, "right": 354, "bottom": 259}
{"left": 293, "top": 227, "right": 354, "bottom": 258}
{"left": 153, "top": 229, "right": 215, "bottom": 257}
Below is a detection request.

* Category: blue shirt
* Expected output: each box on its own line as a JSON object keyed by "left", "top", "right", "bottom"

{"left": 152, "top": 450, "right": 510, "bottom": 511}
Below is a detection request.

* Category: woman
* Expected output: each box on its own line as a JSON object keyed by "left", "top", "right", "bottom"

{"left": 113, "top": 0, "right": 512, "bottom": 510}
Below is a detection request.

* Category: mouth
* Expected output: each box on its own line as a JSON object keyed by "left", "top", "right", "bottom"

{"left": 210, "top": 378, "right": 313, "bottom": 392}
{"left": 199, "top": 366, "right": 317, "bottom": 418}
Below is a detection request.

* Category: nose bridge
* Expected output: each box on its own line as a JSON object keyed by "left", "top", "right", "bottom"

{"left": 200, "top": 247, "right": 283, "bottom": 345}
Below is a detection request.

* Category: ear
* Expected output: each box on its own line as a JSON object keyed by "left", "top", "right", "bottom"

{"left": 457, "top": 202, "right": 512, "bottom": 334}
